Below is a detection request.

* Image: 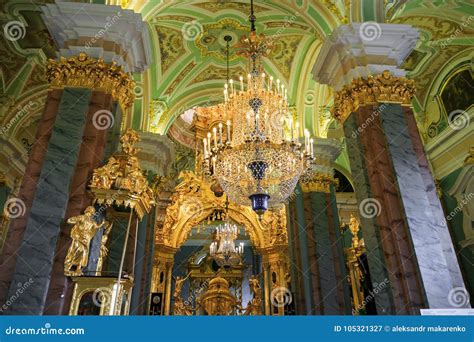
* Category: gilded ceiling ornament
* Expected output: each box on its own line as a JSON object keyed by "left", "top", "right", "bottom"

{"left": 155, "top": 26, "right": 186, "bottom": 74}
{"left": 89, "top": 129, "right": 154, "bottom": 219}
{"left": 46, "top": 52, "right": 135, "bottom": 109}
{"left": 163, "top": 61, "right": 196, "bottom": 97}
{"left": 267, "top": 35, "right": 303, "bottom": 80}
{"left": 191, "top": 65, "right": 247, "bottom": 85}
{"left": 321, "top": 0, "right": 349, "bottom": 24}
{"left": 192, "top": 2, "right": 267, "bottom": 13}
{"left": 196, "top": 19, "right": 249, "bottom": 61}
{"left": 235, "top": 30, "right": 273, "bottom": 59}
{"left": 331, "top": 70, "right": 416, "bottom": 123}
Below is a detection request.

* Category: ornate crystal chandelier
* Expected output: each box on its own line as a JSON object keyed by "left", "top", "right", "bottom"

{"left": 210, "top": 221, "right": 244, "bottom": 268}
{"left": 202, "top": 0, "right": 314, "bottom": 217}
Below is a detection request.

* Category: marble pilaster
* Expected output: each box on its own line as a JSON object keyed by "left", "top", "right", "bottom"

{"left": 313, "top": 22, "right": 468, "bottom": 313}
{"left": 381, "top": 105, "right": 466, "bottom": 308}
{"left": 44, "top": 91, "right": 114, "bottom": 314}
{"left": 288, "top": 138, "right": 351, "bottom": 314}
{"left": 4, "top": 88, "right": 92, "bottom": 314}
{"left": 0, "top": 89, "right": 63, "bottom": 304}
{"left": 343, "top": 113, "right": 394, "bottom": 314}
{"left": 287, "top": 200, "right": 308, "bottom": 314}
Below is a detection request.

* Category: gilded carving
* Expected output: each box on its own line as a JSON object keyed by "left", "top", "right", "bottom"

{"left": 267, "top": 35, "right": 303, "bottom": 80}
{"left": 89, "top": 129, "right": 154, "bottom": 219}
{"left": 331, "top": 70, "right": 416, "bottom": 123}
{"left": 344, "top": 215, "right": 366, "bottom": 314}
{"left": 192, "top": 2, "right": 267, "bottom": 13}
{"left": 46, "top": 52, "right": 135, "bottom": 109}
{"left": 244, "top": 275, "right": 263, "bottom": 315}
{"left": 155, "top": 26, "right": 186, "bottom": 74}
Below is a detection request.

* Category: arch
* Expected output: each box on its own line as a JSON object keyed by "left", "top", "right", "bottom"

{"left": 157, "top": 171, "right": 287, "bottom": 252}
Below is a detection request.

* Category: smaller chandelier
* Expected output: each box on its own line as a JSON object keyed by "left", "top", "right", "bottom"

{"left": 210, "top": 221, "right": 244, "bottom": 268}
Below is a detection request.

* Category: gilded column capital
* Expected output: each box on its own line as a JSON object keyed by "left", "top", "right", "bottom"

{"left": 331, "top": 70, "right": 416, "bottom": 123}
{"left": 300, "top": 172, "right": 336, "bottom": 193}
{"left": 46, "top": 53, "right": 135, "bottom": 109}
{"left": 300, "top": 137, "right": 341, "bottom": 193}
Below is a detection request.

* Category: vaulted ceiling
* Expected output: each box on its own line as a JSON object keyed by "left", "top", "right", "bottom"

{"left": 129, "top": 0, "right": 342, "bottom": 135}
{"left": 1, "top": 0, "right": 472, "bottom": 183}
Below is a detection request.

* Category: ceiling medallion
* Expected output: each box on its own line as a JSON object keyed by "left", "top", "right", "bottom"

{"left": 196, "top": 19, "right": 248, "bottom": 61}
{"left": 202, "top": 0, "right": 314, "bottom": 217}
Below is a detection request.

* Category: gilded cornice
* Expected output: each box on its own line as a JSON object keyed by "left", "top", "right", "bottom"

{"left": 331, "top": 70, "right": 416, "bottom": 123}
{"left": 46, "top": 52, "right": 135, "bottom": 109}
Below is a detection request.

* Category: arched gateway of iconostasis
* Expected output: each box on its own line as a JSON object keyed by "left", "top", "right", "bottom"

{"left": 150, "top": 171, "right": 291, "bottom": 316}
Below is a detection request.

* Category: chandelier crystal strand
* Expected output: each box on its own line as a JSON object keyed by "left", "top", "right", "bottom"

{"left": 202, "top": 1, "right": 314, "bottom": 216}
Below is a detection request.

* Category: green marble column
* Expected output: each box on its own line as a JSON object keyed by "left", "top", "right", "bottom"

{"left": 4, "top": 88, "right": 92, "bottom": 314}
{"left": 288, "top": 138, "right": 351, "bottom": 314}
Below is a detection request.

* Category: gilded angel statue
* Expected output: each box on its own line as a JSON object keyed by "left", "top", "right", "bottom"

{"left": 64, "top": 206, "right": 109, "bottom": 276}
